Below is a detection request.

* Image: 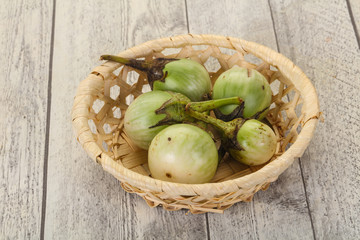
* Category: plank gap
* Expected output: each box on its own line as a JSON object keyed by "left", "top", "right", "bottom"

{"left": 346, "top": 0, "right": 360, "bottom": 49}
{"left": 298, "top": 157, "right": 317, "bottom": 240}
{"left": 268, "top": 0, "right": 280, "bottom": 52}
{"left": 184, "top": 0, "right": 190, "bottom": 34}
{"left": 40, "top": 0, "right": 57, "bottom": 239}
{"left": 205, "top": 213, "right": 211, "bottom": 240}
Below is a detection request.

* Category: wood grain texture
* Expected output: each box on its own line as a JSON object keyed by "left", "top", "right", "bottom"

{"left": 187, "top": 0, "right": 314, "bottom": 239}
{"left": 44, "top": 0, "right": 208, "bottom": 239}
{"left": 270, "top": 0, "right": 360, "bottom": 238}
{"left": 187, "top": 0, "right": 278, "bottom": 48}
{"left": 2, "top": 0, "right": 358, "bottom": 239}
{"left": 0, "top": 1, "right": 53, "bottom": 239}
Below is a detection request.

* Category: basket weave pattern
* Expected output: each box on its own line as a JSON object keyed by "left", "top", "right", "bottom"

{"left": 72, "top": 34, "right": 319, "bottom": 214}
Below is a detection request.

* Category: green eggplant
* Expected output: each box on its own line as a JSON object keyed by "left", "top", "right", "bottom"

{"left": 101, "top": 55, "right": 211, "bottom": 101}
{"left": 187, "top": 109, "right": 277, "bottom": 166}
{"left": 212, "top": 66, "right": 272, "bottom": 121}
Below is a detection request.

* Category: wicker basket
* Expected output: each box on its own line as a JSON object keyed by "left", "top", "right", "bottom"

{"left": 71, "top": 34, "right": 320, "bottom": 214}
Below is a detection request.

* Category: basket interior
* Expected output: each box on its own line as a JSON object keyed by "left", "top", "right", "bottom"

{"left": 88, "top": 44, "right": 304, "bottom": 183}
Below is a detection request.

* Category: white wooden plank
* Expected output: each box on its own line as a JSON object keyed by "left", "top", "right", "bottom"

{"left": 270, "top": 0, "right": 360, "bottom": 238}
{"left": 187, "top": 0, "right": 277, "bottom": 49}
{"left": 44, "top": 0, "right": 208, "bottom": 239}
{"left": 187, "top": 0, "right": 314, "bottom": 239}
{"left": 0, "top": 0, "right": 53, "bottom": 239}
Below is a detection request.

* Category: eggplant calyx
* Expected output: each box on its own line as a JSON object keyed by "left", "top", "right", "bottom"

{"left": 214, "top": 102, "right": 245, "bottom": 121}
{"left": 150, "top": 93, "right": 192, "bottom": 128}
{"left": 146, "top": 58, "right": 179, "bottom": 88}
{"left": 186, "top": 109, "right": 245, "bottom": 151}
{"left": 100, "top": 55, "right": 150, "bottom": 71}
{"left": 100, "top": 55, "right": 179, "bottom": 89}
{"left": 222, "top": 118, "right": 245, "bottom": 151}
{"left": 251, "top": 106, "right": 269, "bottom": 120}
{"left": 214, "top": 102, "right": 270, "bottom": 122}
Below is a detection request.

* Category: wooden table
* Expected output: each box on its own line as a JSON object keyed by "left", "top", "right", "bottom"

{"left": 1, "top": 0, "right": 359, "bottom": 239}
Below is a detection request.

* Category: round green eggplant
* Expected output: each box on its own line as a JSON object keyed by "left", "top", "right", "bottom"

{"left": 186, "top": 110, "right": 277, "bottom": 166}
{"left": 148, "top": 124, "right": 218, "bottom": 184}
{"left": 124, "top": 91, "right": 174, "bottom": 149}
{"left": 153, "top": 59, "right": 211, "bottom": 101}
{"left": 212, "top": 66, "right": 272, "bottom": 120}
{"left": 228, "top": 119, "right": 277, "bottom": 166}
{"left": 101, "top": 55, "right": 211, "bottom": 101}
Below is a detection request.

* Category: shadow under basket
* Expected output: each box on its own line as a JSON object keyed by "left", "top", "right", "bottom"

{"left": 71, "top": 34, "right": 320, "bottom": 214}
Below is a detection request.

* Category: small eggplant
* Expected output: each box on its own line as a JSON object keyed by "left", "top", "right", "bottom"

{"left": 212, "top": 66, "right": 272, "bottom": 121}
{"left": 124, "top": 91, "right": 177, "bottom": 150}
{"left": 187, "top": 109, "right": 277, "bottom": 166}
{"left": 148, "top": 124, "right": 218, "bottom": 184}
{"left": 101, "top": 55, "right": 211, "bottom": 101}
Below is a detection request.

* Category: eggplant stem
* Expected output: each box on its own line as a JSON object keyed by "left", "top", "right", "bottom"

{"left": 100, "top": 54, "right": 151, "bottom": 71}
{"left": 214, "top": 101, "right": 245, "bottom": 122}
{"left": 186, "top": 109, "right": 231, "bottom": 135}
{"left": 187, "top": 97, "right": 243, "bottom": 112}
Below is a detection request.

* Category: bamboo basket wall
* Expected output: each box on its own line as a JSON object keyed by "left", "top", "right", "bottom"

{"left": 71, "top": 34, "right": 320, "bottom": 214}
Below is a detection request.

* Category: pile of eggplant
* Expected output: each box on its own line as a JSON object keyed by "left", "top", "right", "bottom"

{"left": 101, "top": 55, "right": 276, "bottom": 184}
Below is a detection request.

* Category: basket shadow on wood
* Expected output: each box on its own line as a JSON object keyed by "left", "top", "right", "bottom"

{"left": 72, "top": 34, "right": 319, "bottom": 214}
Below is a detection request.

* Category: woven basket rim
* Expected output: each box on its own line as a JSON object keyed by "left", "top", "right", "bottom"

{"left": 72, "top": 34, "right": 320, "bottom": 196}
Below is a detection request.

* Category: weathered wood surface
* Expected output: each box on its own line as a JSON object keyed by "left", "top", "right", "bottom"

{"left": 0, "top": 1, "right": 53, "bottom": 239}
{"left": 2, "top": 0, "right": 360, "bottom": 239}
{"left": 187, "top": 1, "right": 314, "bottom": 239}
{"left": 270, "top": 0, "right": 360, "bottom": 239}
{"left": 44, "top": 0, "right": 208, "bottom": 239}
